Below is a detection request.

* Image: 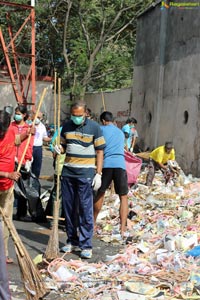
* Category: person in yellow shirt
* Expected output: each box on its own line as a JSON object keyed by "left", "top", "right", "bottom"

{"left": 145, "top": 142, "right": 175, "bottom": 186}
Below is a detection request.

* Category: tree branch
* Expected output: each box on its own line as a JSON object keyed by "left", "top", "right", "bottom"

{"left": 106, "top": 16, "right": 136, "bottom": 42}
{"left": 78, "top": 10, "right": 91, "bottom": 55}
{"left": 82, "top": 4, "right": 135, "bottom": 87}
{"left": 62, "top": 0, "right": 72, "bottom": 75}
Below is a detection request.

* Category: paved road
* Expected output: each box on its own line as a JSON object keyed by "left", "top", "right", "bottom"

{"left": 7, "top": 147, "right": 123, "bottom": 300}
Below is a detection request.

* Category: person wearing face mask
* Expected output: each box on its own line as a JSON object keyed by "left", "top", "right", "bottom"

{"left": 129, "top": 118, "right": 138, "bottom": 153}
{"left": 54, "top": 101, "right": 106, "bottom": 259}
{"left": 10, "top": 105, "right": 34, "bottom": 172}
{"left": 0, "top": 107, "right": 22, "bottom": 264}
{"left": 31, "top": 111, "right": 52, "bottom": 178}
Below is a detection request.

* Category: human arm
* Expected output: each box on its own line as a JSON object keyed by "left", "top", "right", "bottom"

{"left": 15, "top": 126, "right": 35, "bottom": 145}
{"left": 0, "top": 171, "right": 21, "bottom": 181}
{"left": 96, "top": 149, "right": 104, "bottom": 175}
{"left": 157, "top": 162, "right": 168, "bottom": 170}
{"left": 130, "top": 136, "right": 137, "bottom": 152}
{"left": 43, "top": 136, "right": 52, "bottom": 143}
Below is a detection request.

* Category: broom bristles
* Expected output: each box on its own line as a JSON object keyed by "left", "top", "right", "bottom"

{"left": 0, "top": 208, "right": 48, "bottom": 299}
{"left": 45, "top": 199, "right": 60, "bottom": 259}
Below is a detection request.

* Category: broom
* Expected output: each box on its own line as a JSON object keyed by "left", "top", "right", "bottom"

{"left": 53, "top": 71, "right": 57, "bottom": 134}
{"left": 101, "top": 88, "right": 106, "bottom": 111}
{"left": 0, "top": 88, "right": 48, "bottom": 300}
{"left": 135, "top": 152, "right": 151, "bottom": 160}
{"left": 45, "top": 78, "right": 61, "bottom": 260}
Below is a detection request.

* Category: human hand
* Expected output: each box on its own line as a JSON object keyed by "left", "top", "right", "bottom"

{"left": 130, "top": 147, "right": 133, "bottom": 152}
{"left": 54, "top": 144, "right": 63, "bottom": 155}
{"left": 92, "top": 173, "right": 102, "bottom": 191}
{"left": 7, "top": 171, "right": 21, "bottom": 181}
{"left": 27, "top": 126, "right": 35, "bottom": 135}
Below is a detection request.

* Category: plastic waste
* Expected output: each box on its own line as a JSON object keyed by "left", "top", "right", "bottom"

{"left": 186, "top": 245, "right": 200, "bottom": 257}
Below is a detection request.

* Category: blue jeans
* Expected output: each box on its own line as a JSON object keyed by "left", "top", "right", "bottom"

{"left": 32, "top": 146, "right": 42, "bottom": 178}
{"left": 61, "top": 176, "right": 93, "bottom": 250}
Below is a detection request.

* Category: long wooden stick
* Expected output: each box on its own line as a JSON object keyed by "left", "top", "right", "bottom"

{"left": 45, "top": 78, "right": 61, "bottom": 260}
{"left": 18, "top": 87, "right": 47, "bottom": 171}
{"left": 53, "top": 71, "right": 57, "bottom": 133}
{"left": 101, "top": 88, "right": 106, "bottom": 111}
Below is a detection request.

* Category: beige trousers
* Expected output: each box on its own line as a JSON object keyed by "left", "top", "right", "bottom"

{"left": 0, "top": 187, "right": 14, "bottom": 257}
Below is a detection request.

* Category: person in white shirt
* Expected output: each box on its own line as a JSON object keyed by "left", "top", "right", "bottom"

{"left": 31, "top": 112, "right": 51, "bottom": 178}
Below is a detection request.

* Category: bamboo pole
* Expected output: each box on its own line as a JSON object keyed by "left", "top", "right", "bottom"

{"left": 45, "top": 78, "right": 61, "bottom": 260}
{"left": 0, "top": 88, "right": 48, "bottom": 300}
{"left": 53, "top": 71, "right": 57, "bottom": 133}
{"left": 101, "top": 89, "right": 106, "bottom": 111}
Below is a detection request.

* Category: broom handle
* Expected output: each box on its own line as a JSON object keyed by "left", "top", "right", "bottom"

{"left": 17, "top": 87, "right": 47, "bottom": 172}
{"left": 101, "top": 89, "right": 106, "bottom": 111}
{"left": 0, "top": 207, "right": 24, "bottom": 256}
{"left": 54, "top": 72, "right": 57, "bottom": 133}
{"left": 56, "top": 78, "right": 61, "bottom": 202}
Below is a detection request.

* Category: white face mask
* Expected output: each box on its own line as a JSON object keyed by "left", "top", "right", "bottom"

{"left": 35, "top": 118, "right": 40, "bottom": 125}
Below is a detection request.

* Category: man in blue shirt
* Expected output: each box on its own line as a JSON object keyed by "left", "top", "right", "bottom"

{"left": 122, "top": 117, "right": 138, "bottom": 152}
{"left": 93, "top": 111, "right": 128, "bottom": 237}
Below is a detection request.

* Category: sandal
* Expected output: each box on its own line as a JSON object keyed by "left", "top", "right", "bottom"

{"left": 6, "top": 257, "right": 14, "bottom": 264}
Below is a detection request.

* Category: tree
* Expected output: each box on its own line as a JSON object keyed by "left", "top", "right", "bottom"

{"left": 0, "top": 0, "right": 153, "bottom": 99}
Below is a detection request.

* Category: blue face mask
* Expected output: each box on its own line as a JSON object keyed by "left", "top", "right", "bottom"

{"left": 35, "top": 118, "right": 40, "bottom": 125}
{"left": 26, "top": 120, "right": 32, "bottom": 125}
{"left": 71, "top": 115, "right": 84, "bottom": 125}
{"left": 14, "top": 114, "right": 23, "bottom": 122}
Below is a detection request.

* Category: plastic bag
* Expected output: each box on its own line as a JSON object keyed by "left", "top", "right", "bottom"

{"left": 124, "top": 151, "right": 142, "bottom": 184}
{"left": 14, "top": 168, "right": 46, "bottom": 222}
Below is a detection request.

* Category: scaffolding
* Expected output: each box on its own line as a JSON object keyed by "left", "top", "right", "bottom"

{"left": 0, "top": 1, "right": 36, "bottom": 108}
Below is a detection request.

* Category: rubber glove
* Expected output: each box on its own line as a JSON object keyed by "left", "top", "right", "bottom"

{"left": 92, "top": 173, "right": 102, "bottom": 191}
{"left": 54, "top": 145, "right": 63, "bottom": 155}
{"left": 25, "top": 160, "right": 32, "bottom": 172}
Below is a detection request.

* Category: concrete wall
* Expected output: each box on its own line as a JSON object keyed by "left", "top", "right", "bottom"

{"left": 84, "top": 88, "right": 132, "bottom": 127}
{"left": 0, "top": 81, "right": 71, "bottom": 123}
{"left": 0, "top": 81, "right": 132, "bottom": 127}
{"left": 132, "top": 1, "right": 200, "bottom": 176}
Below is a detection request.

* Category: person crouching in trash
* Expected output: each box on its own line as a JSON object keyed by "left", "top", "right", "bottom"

{"left": 145, "top": 142, "right": 176, "bottom": 186}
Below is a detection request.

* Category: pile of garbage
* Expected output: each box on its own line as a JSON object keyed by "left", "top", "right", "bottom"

{"left": 36, "top": 167, "right": 200, "bottom": 299}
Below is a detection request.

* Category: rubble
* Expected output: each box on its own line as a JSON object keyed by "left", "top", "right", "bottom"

{"left": 11, "top": 165, "right": 200, "bottom": 299}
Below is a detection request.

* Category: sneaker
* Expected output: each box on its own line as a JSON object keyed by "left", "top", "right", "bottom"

{"left": 80, "top": 249, "right": 92, "bottom": 259}
{"left": 60, "top": 244, "right": 80, "bottom": 253}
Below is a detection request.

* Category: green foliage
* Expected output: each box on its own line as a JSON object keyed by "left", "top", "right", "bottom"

{"left": 0, "top": 0, "right": 153, "bottom": 96}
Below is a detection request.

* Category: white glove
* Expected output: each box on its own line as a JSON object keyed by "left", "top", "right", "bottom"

{"left": 54, "top": 144, "right": 63, "bottom": 155}
{"left": 25, "top": 160, "right": 32, "bottom": 172}
{"left": 130, "top": 147, "right": 133, "bottom": 152}
{"left": 92, "top": 173, "right": 102, "bottom": 191}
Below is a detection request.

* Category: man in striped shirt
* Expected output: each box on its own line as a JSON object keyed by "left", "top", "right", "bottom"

{"left": 56, "top": 102, "right": 105, "bottom": 259}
